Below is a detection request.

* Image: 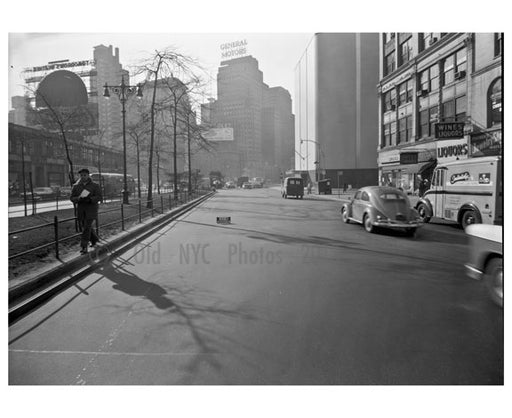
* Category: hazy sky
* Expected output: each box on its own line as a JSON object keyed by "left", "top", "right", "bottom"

{"left": 8, "top": 33, "right": 313, "bottom": 109}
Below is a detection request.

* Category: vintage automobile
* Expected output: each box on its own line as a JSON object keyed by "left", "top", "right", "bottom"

{"left": 464, "top": 224, "right": 503, "bottom": 307}
{"left": 281, "top": 177, "right": 304, "bottom": 199}
{"left": 341, "top": 186, "right": 423, "bottom": 236}
{"left": 241, "top": 182, "right": 253, "bottom": 189}
{"left": 225, "top": 181, "right": 236, "bottom": 189}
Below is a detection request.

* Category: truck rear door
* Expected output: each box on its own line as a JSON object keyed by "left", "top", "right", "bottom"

{"left": 433, "top": 168, "right": 446, "bottom": 219}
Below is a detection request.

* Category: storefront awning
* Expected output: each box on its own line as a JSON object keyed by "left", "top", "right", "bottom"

{"left": 381, "top": 160, "right": 436, "bottom": 175}
{"left": 418, "top": 160, "right": 437, "bottom": 174}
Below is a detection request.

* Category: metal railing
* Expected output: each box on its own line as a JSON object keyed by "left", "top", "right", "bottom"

{"left": 8, "top": 188, "right": 175, "bottom": 217}
{"left": 8, "top": 189, "right": 209, "bottom": 262}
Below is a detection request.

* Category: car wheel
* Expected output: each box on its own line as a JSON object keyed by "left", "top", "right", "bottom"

{"left": 484, "top": 257, "right": 503, "bottom": 307}
{"left": 341, "top": 207, "right": 350, "bottom": 223}
{"left": 461, "top": 210, "right": 480, "bottom": 230}
{"left": 405, "top": 227, "right": 416, "bottom": 237}
{"left": 417, "top": 203, "right": 431, "bottom": 223}
{"left": 363, "top": 214, "right": 374, "bottom": 233}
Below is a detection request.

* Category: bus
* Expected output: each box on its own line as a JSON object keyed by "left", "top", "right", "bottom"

{"left": 90, "top": 173, "right": 136, "bottom": 198}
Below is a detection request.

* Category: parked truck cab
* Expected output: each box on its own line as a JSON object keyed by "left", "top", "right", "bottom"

{"left": 416, "top": 156, "right": 502, "bottom": 229}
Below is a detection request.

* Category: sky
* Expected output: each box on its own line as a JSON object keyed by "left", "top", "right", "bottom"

{"left": 8, "top": 32, "right": 313, "bottom": 109}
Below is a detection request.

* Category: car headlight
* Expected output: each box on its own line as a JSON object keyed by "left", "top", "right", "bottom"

{"left": 376, "top": 214, "right": 388, "bottom": 221}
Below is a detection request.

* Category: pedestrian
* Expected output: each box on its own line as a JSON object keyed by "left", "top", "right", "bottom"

{"left": 307, "top": 181, "right": 312, "bottom": 194}
{"left": 70, "top": 168, "right": 102, "bottom": 254}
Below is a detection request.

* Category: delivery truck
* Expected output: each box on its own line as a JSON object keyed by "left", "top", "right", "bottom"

{"left": 416, "top": 156, "right": 502, "bottom": 229}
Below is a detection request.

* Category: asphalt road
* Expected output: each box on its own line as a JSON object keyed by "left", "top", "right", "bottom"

{"left": 8, "top": 188, "right": 503, "bottom": 384}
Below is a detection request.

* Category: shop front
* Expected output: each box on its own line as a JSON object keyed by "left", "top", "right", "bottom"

{"left": 379, "top": 147, "right": 436, "bottom": 194}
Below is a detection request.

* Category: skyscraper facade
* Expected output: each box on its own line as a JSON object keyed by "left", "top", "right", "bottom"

{"left": 195, "top": 55, "right": 295, "bottom": 181}
{"left": 295, "top": 33, "right": 380, "bottom": 188}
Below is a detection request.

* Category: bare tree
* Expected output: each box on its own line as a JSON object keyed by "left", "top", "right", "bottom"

{"left": 26, "top": 87, "right": 94, "bottom": 185}
{"left": 126, "top": 117, "right": 150, "bottom": 200}
{"left": 134, "top": 47, "right": 208, "bottom": 205}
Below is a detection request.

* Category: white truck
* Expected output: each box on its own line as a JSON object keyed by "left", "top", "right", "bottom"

{"left": 416, "top": 156, "right": 502, "bottom": 229}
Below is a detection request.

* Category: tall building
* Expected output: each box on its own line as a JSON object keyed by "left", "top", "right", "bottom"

{"left": 262, "top": 87, "right": 295, "bottom": 179}
{"left": 196, "top": 55, "right": 295, "bottom": 181}
{"left": 9, "top": 44, "right": 129, "bottom": 149}
{"left": 377, "top": 33, "right": 502, "bottom": 192}
{"left": 295, "top": 33, "right": 380, "bottom": 189}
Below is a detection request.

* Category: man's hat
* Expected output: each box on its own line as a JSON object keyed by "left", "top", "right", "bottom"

{"left": 78, "top": 168, "right": 90, "bottom": 174}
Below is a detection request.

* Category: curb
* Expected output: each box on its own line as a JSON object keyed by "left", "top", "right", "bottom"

{"left": 8, "top": 192, "right": 215, "bottom": 324}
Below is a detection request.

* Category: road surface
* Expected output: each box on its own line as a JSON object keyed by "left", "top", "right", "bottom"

{"left": 9, "top": 188, "right": 503, "bottom": 384}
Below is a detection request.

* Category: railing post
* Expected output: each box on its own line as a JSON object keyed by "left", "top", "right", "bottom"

{"left": 169, "top": 193, "right": 172, "bottom": 210}
{"left": 121, "top": 203, "right": 125, "bottom": 231}
{"left": 151, "top": 200, "right": 154, "bottom": 217}
{"left": 54, "top": 216, "right": 59, "bottom": 259}
{"left": 160, "top": 195, "right": 164, "bottom": 213}
{"left": 138, "top": 199, "right": 142, "bottom": 223}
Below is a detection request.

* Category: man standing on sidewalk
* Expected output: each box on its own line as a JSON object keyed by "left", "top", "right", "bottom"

{"left": 70, "top": 168, "right": 102, "bottom": 254}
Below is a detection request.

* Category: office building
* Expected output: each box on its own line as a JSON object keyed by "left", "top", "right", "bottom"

{"left": 295, "top": 33, "right": 380, "bottom": 189}
{"left": 377, "top": 33, "right": 502, "bottom": 192}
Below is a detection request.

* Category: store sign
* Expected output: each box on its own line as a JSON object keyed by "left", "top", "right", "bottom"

{"left": 400, "top": 153, "right": 418, "bottom": 165}
{"left": 435, "top": 122, "right": 465, "bottom": 139}
{"left": 220, "top": 40, "right": 248, "bottom": 60}
{"left": 436, "top": 138, "right": 469, "bottom": 163}
{"left": 24, "top": 59, "right": 95, "bottom": 73}
{"left": 379, "top": 151, "right": 400, "bottom": 165}
{"left": 470, "top": 131, "right": 502, "bottom": 157}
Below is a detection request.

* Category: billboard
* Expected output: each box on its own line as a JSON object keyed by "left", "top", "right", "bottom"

{"left": 204, "top": 127, "right": 234, "bottom": 141}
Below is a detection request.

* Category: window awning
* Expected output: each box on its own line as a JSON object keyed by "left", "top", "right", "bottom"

{"left": 381, "top": 160, "right": 437, "bottom": 174}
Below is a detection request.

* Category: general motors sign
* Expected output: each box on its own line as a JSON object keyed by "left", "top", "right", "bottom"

{"left": 435, "top": 122, "right": 465, "bottom": 139}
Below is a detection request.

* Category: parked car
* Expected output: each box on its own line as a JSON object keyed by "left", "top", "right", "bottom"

{"left": 242, "top": 182, "right": 253, "bottom": 189}
{"left": 225, "top": 181, "right": 236, "bottom": 189}
{"left": 34, "top": 187, "right": 57, "bottom": 200}
{"left": 252, "top": 177, "right": 264, "bottom": 188}
{"left": 465, "top": 224, "right": 503, "bottom": 307}
{"left": 19, "top": 191, "right": 41, "bottom": 201}
{"left": 281, "top": 177, "right": 304, "bottom": 199}
{"left": 53, "top": 186, "right": 73, "bottom": 197}
{"left": 341, "top": 186, "right": 423, "bottom": 236}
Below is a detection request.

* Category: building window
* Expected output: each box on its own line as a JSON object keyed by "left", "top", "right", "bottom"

{"left": 397, "top": 116, "right": 412, "bottom": 144}
{"left": 421, "top": 33, "right": 439, "bottom": 51}
{"left": 442, "top": 95, "right": 466, "bottom": 122}
{"left": 398, "top": 79, "right": 413, "bottom": 106}
{"left": 384, "top": 51, "right": 396, "bottom": 76}
{"left": 488, "top": 77, "right": 502, "bottom": 126}
{"left": 419, "top": 106, "right": 438, "bottom": 138}
{"left": 419, "top": 65, "right": 439, "bottom": 93}
{"left": 443, "top": 49, "right": 467, "bottom": 85}
{"left": 383, "top": 88, "right": 397, "bottom": 111}
{"left": 400, "top": 37, "right": 413, "bottom": 66}
{"left": 494, "top": 33, "right": 503, "bottom": 56}
{"left": 383, "top": 121, "right": 397, "bottom": 147}
{"left": 384, "top": 33, "right": 395, "bottom": 44}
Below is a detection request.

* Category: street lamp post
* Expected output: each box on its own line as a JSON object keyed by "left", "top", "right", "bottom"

{"left": 300, "top": 139, "right": 322, "bottom": 183}
{"left": 103, "top": 75, "right": 143, "bottom": 204}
